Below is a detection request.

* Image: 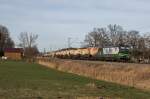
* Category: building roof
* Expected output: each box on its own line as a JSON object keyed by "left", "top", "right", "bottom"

{"left": 4, "top": 48, "right": 23, "bottom": 53}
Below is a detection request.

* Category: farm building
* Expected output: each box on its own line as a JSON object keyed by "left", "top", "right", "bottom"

{"left": 4, "top": 48, "right": 23, "bottom": 60}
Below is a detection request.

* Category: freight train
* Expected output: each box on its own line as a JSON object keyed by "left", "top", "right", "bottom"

{"left": 46, "top": 46, "right": 130, "bottom": 62}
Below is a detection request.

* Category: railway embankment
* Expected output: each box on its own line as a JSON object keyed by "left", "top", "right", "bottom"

{"left": 37, "top": 58, "right": 150, "bottom": 90}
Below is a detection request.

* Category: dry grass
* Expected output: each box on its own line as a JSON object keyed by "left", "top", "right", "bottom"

{"left": 37, "top": 58, "right": 150, "bottom": 90}
{"left": 76, "top": 96, "right": 114, "bottom": 99}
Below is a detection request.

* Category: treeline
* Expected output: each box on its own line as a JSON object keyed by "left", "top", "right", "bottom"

{"left": 0, "top": 25, "right": 39, "bottom": 59}
{"left": 83, "top": 24, "right": 150, "bottom": 62}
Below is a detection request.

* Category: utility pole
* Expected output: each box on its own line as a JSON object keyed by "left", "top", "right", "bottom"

{"left": 49, "top": 45, "right": 52, "bottom": 52}
{"left": 43, "top": 48, "right": 46, "bottom": 54}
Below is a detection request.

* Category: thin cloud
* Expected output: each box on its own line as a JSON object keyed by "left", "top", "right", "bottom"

{"left": 0, "top": 0, "right": 150, "bottom": 49}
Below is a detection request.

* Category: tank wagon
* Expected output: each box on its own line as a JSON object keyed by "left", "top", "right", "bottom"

{"left": 47, "top": 46, "right": 130, "bottom": 61}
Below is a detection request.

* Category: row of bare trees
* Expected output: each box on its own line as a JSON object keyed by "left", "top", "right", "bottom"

{"left": 0, "top": 24, "right": 39, "bottom": 59}
{"left": 83, "top": 24, "right": 150, "bottom": 62}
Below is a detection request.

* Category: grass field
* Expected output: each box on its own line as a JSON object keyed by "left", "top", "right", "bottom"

{"left": 0, "top": 61, "right": 150, "bottom": 99}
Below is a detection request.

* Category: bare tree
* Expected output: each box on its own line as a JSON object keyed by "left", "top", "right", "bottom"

{"left": 0, "top": 25, "right": 14, "bottom": 53}
{"left": 84, "top": 28, "right": 110, "bottom": 47}
{"left": 143, "top": 33, "right": 150, "bottom": 48}
{"left": 84, "top": 30, "right": 99, "bottom": 47}
{"left": 84, "top": 25, "right": 127, "bottom": 47}
{"left": 19, "top": 32, "right": 38, "bottom": 48}
{"left": 126, "top": 30, "right": 140, "bottom": 49}
{"left": 141, "top": 33, "right": 150, "bottom": 60}
{"left": 107, "top": 24, "right": 124, "bottom": 46}
{"left": 18, "top": 32, "right": 38, "bottom": 58}
{"left": 95, "top": 28, "right": 110, "bottom": 47}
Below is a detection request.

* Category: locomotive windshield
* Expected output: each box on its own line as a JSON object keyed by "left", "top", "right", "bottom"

{"left": 119, "top": 47, "right": 130, "bottom": 54}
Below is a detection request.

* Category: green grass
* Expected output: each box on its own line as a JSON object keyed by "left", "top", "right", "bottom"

{"left": 0, "top": 61, "right": 150, "bottom": 99}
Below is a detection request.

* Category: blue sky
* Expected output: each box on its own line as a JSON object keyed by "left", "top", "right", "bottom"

{"left": 0, "top": 0, "right": 150, "bottom": 51}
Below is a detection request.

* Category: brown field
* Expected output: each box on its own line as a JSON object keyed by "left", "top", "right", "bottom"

{"left": 37, "top": 58, "right": 150, "bottom": 90}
